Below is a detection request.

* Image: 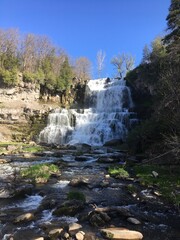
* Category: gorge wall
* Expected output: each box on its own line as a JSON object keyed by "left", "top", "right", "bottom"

{"left": 0, "top": 81, "right": 86, "bottom": 142}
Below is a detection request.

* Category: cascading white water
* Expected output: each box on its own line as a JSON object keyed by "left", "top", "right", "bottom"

{"left": 39, "top": 78, "right": 135, "bottom": 146}
{"left": 39, "top": 108, "right": 73, "bottom": 144}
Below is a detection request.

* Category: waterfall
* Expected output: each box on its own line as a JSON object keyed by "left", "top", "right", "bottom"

{"left": 39, "top": 78, "right": 136, "bottom": 146}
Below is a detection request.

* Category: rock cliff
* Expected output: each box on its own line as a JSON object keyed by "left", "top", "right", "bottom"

{"left": 0, "top": 81, "right": 86, "bottom": 142}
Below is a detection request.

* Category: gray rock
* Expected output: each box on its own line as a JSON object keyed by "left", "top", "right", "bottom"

{"left": 127, "top": 217, "right": 141, "bottom": 225}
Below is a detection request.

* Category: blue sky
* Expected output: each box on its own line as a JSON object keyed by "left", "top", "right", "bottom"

{"left": 0, "top": 0, "right": 170, "bottom": 78}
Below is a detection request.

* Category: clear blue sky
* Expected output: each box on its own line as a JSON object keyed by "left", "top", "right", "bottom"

{"left": 0, "top": 0, "right": 170, "bottom": 78}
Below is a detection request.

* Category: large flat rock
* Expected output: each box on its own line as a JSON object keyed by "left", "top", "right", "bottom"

{"left": 101, "top": 227, "right": 143, "bottom": 239}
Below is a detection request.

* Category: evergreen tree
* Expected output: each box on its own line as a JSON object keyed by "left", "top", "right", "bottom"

{"left": 164, "top": 0, "right": 180, "bottom": 59}
{"left": 56, "top": 57, "right": 73, "bottom": 91}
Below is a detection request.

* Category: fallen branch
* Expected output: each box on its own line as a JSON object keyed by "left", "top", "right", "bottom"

{"left": 138, "top": 148, "right": 176, "bottom": 165}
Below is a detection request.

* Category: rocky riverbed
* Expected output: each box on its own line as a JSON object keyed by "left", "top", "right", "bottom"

{"left": 0, "top": 145, "right": 179, "bottom": 240}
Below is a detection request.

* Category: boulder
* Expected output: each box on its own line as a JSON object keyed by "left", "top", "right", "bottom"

{"left": 0, "top": 182, "right": 15, "bottom": 198}
{"left": 14, "top": 213, "right": 34, "bottom": 223}
{"left": 97, "top": 157, "right": 118, "bottom": 163}
{"left": 53, "top": 200, "right": 85, "bottom": 217}
{"left": 69, "top": 178, "right": 89, "bottom": 187}
{"left": 68, "top": 222, "right": 82, "bottom": 231}
{"left": 74, "top": 143, "right": 92, "bottom": 153}
{"left": 89, "top": 211, "right": 111, "bottom": 227}
{"left": 100, "top": 228, "right": 143, "bottom": 239}
{"left": 49, "top": 228, "right": 63, "bottom": 237}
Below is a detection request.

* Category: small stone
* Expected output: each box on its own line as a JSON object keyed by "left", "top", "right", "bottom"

{"left": 152, "top": 171, "right": 158, "bottom": 178}
{"left": 69, "top": 222, "right": 82, "bottom": 231}
{"left": 0, "top": 158, "right": 9, "bottom": 163}
{"left": 127, "top": 217, "right": 141, "bottom": 225}
{"left": 154, "top": 190, "right": 162, "bottom": 196}
{"left": 75, "top": 231, "right": 85, "bottom": 240}
{"left": 64, "top": 232, "right": 70, "bottom": 239}
{"left": 105, "top": 174, "right": 110, "bottom": 178}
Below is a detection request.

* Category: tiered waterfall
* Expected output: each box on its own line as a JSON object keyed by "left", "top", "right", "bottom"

{"left": 39, "top": 78, "right": 136, "bottom": 146}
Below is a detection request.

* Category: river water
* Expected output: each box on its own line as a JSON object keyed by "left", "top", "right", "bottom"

{"left": 0, "top": 147, "right": 179, "bottom": 240}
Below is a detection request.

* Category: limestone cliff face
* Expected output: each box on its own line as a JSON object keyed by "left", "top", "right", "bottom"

{"left": 0, "top": 82, "right": 87, "bottom": 142}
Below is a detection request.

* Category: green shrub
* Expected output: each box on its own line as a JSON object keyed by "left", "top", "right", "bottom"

{"left": 108, "top": 166, "right": 129, "bottom": 179}
{"left": 127, "top": 118, "right": 166, "bottom": 154}
{"left": 67, "top": 191, "right": 86, "bottom": 202}
{"left": 20, "top": 163, "right": 60, "bottom": 183}
{"left": 134, "top": 165, "right": 180, "bottom": 206}
{"left": 0, "top": 68, "right": 19, "bottom": 86}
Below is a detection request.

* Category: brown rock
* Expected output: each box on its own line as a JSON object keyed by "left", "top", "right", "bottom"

{"left": 49, "top": 228, "right": 63, "bottom": 237}
{"left": 14, "top": 213, "right": 34, "bottom": 223}
{"left": 75, "top": 231, "right": 85, "bottom": 240}
{"left": 69, "top": 222, "right": 82, "bottom": 231}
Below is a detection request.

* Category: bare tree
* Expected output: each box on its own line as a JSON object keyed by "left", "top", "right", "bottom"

{"left": 20, "top": 33, "right": 37, "bottom": 72}
{"left": 74, "top": 57, "right": 92, "bottom": 83}
{"left": 0, "top": 28, "right": 19, "bottom": 69}
{"left": 124, "top": 54, "right": 135, "bottom": 72}
{"left": 111, "top": 54, "right": 125, "bottom": 79}
{"left": 111, "top": 53, "right": 135, "bottom": 79}
{"left": 96, "top": 50, "right": 106, "bottom": 78}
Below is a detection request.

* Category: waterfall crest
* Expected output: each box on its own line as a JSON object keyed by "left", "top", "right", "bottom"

{"left": 39, "top": 78, "right": 136, "bottom": 146}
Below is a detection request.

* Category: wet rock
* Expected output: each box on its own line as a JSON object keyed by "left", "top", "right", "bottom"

{"left": 103, "top": 139, "right": 123, "bottom": 146}
{"left": 53, "top": 200, "right": 85, "bottom": 217}
{"left": 0, "top": 164, "right": 15, "bottom": 181}
{"left": 0, "top": 183, "right": 15, "bottom": 198}
{"left": 14, "top": 212, "right": 34, "bottom": 223}
{"left": 75, "top": 143, "right": 92, "bottom": 153}
{"left": 0, "top": 158, "right": 11, "bottom": 164}
{"left": 75, "top": 231, "right": 85, "bottom": 240}
{"left": 89, "top": 211, "right": 111, "bottom": 227}
{"left": 97, "top": 157, "right": 118, "bottom": 163}
{"left": 127, "top": 217, "right": 141, "bottom": 225}
{"left": 94, "top": 206, "right": 132, "bottom": 217}
{"left": 13, "top": 228, "right": 45, "bottom": 240}
{"left": 22, "top": 153, "right": 33, "bottom": 158}
{"left": 69, "top": 222, "right": 82, "bottom": 231}
{"left": 100, "top": 227, "right": 143, "bottom": 239}
{"left": 49, "top": 228, "right": 63, "bottom": 237}
{"left": 75, "top": 156, "right": 88, "bottom": 161}
{"left": 14, "top": 183, "right": 33, "bottom": 197}
{"left": 0, "top": 182, "right": 32, "bottom": 199}
{"left": 69, "top": 178, "right": 89, "bottom": 187}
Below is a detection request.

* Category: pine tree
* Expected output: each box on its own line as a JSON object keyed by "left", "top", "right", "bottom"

{"left": 164, "top": 0, "right": 180, "bottom": 59}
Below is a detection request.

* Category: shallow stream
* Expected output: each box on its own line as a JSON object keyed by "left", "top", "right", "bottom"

{"left": 0, "top": 147, "right": 179, "bottom": 240}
